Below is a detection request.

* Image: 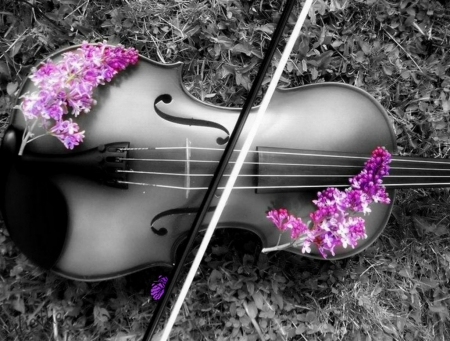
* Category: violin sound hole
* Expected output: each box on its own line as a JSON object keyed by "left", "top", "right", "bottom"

{"left": 154, "top": 94, "right": 230, "bottom": 145}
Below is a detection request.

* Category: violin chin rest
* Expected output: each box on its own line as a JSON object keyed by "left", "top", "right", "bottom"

{"left": 0, "top": 127, "right": 67, "bottom": 270}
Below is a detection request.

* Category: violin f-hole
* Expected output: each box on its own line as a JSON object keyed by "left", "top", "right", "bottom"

{"left": 154, "top": 94, "right": 230, "bottom": 145}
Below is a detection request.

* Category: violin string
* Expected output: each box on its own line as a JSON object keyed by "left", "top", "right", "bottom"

{"left": 116, "top": 169, "right": 450, "bottom": 178}
{"left": 118, "top": 157, "right": 450, "bottom": 172}
{"left": 117, "top": 148, "right": 450, "bottom": 190}
{"left": 119, "top": 158, "right": 360, "bottom": 168}
{"left": 116, "top": 170, "right": 355, "bottom": 177}
{"left": 118, "top": 146, "right": 450, "bottom": 166}
{"left": 122, "top": 146, "right": 370, "bottom": 160}
{"left": 116, "top": 180, "right": 450, "bottom": 190}
{"left": 116, "top": 181, "right": 350, "bottom": 190}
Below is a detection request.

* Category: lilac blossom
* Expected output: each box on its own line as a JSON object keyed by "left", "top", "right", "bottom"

{"left": 50, "top": 119, "right": 85, "bottom": 150}
{"left": 266, "top": 208, "right": 289, "bottom": 231}
{"left": 19, "top": 42, "right": 138, "bottom": 153}
{"left": 266, "top": 147, "right": 391, "bottom": 258}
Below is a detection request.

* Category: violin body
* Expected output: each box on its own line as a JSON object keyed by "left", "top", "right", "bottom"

{"left": 0, "top": 46, "right": 396, "bottom": 281}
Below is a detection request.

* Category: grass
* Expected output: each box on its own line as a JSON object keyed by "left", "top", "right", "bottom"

{"left": 1, "top": 0, "right": 450, "bottom": 340}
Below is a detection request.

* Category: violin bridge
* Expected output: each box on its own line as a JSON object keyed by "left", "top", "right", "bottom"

{"left": 184, "top": 138, "right": 191, "bottom": 199}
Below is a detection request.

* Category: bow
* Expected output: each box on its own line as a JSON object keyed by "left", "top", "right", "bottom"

{"left": 144, "top": 1, "right": 314, "bottom": 339}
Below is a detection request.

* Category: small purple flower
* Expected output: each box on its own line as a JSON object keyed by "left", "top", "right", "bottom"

{"left": 151, "top": 276, "right": 168, "bottom": 301}
{"left": 50, "top": 119, "right": 85, "bottom": 149}
{"left": 316, "top": 232, "right": 339, "bottom": 258}
{"left": 266, "top": 208, "right": 309, "bottom": 238}
{"left": 30, "top": 60, "right": 59, "bottom": 86}
{"left": 266, "top": 208, "right": 289, "bottom": 231}
{"left": 285, "top": 215, "right": 308, "bottom": 239}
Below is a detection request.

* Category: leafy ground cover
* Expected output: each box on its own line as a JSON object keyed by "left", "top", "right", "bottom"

{"left": 1, "top": 0, "right": 450, "bottom": 340}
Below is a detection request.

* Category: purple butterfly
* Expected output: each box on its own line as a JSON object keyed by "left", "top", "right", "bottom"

{"left": 151, "top": 275, "right": 168, "bottom": 300}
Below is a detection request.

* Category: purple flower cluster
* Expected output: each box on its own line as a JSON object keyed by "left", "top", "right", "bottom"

{"left": 349, "top": 146, "right": 391, "bottom": 205}
{"left": 266, "top": 146, "right": 391, "bottom": 258}
{"left": 20, "top": 42, "right": 138, "bottom": 150}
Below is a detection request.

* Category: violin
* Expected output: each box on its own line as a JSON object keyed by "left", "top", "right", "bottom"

{"left": 1, "top": 45, "right": 449, "bottom": 283}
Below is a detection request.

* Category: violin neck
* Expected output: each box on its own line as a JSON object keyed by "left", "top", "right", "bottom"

{"left": 256, "top": 147, "right": 450, "bottom": 193}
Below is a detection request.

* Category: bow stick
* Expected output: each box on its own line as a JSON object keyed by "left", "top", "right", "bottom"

{"left": 144, "top": 0, "right": 314, "bottom": 340}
